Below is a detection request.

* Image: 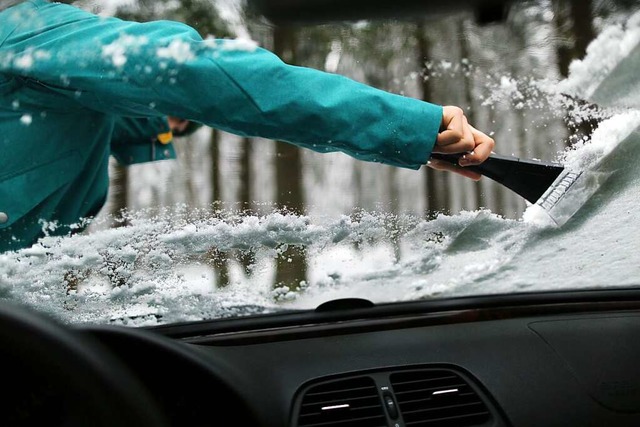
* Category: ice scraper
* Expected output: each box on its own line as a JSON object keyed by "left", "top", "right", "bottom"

{"left": 431, "top": 152, "right": 564, "bottom": 205}
{"left": 430, "top": 147, "right": 622, "bottom": 227}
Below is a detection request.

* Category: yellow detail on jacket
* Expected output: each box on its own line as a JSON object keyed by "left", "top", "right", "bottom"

{"left": 157, "top": 131, "right": 174, "bottom": 145}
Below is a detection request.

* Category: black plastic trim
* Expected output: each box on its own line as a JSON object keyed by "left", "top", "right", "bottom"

{"left": 144, "top": 288, "right": 640, "bottom": 344}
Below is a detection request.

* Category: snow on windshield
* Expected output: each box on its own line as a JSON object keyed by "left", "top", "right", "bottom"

{"left": 559, "top": 10, "right": 640, "bottom": 106}
{"left": 3, "top": 108, "right": 639, "bottom": 326}
{"left": 1, "top": 4, "right": 640, "bottom": 326}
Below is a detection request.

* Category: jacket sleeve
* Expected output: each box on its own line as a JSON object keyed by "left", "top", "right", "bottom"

{"left": 0, "top": 0, "right": 442, "bottom": 169}
{"left": 110, "top": 116, "right": 177, "bottom": 165}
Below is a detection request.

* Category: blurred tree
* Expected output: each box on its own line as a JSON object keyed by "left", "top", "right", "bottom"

{"left": 273, "top": 25, "right": 304, "bottom": 215}
{"left": 416, "top": 22, "right": 449, "bottom": 217}
{"left": 238, "top": 136, "right": 257, "bottom": 276}
{"left": 457, "top": 19, "right": 486, "bottom": 210}
{"left": 208, "top": 129, "right": 231, "bottom": 287}
{"left": 239, "top": 137, "right": 252, "bottom": 210}
{"left": 553, "top": 0, "right": 595, "bottom": 78}
{"left": 110, "top": 163, "right": 129, "bottom": 227}
{"left": 210, "top": 130, "right": 222, "bottom": 205}
{"left": 112, "top": 0, "right": 233, "bottom": 287}
{"left": 272, "top": 25, "right": 308, "bottom": 291}
{"left": 553, "top": 0, "right": 598, "bottom": 140}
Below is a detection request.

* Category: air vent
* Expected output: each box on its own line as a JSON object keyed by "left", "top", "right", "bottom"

{"left": 297, "top": 376, "right": 386, "bottom": 427}
{"left": 390, "top": 369, "right": 491, "bottom": 427}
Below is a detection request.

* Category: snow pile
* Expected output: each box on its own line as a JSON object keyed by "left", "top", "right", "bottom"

{"left": 0, "top": 208, "right": 527, "bottom": 324}
{"left": 561, "top": 111, "right": 640, "bottom": 171}
{"left": 559, "top": 10, "right": 640, "bottom": 101}
{"left": 479, "top": 10, "right": 640, "bottom": 237}
{"left": 522, "top": 110, "right": 640, "bottom": 227}
{"left": 480, "top": 9, "right": 640, "bottom": 130}
{"left": 480, "top": 72, "right": 623, "bottom": 134}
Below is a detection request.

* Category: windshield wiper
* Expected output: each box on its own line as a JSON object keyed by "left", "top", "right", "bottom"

{"left": 315, "top": 298, "right": 375, "bottom": 312}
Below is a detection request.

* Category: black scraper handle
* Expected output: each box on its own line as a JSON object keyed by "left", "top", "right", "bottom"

{"left": 430, "top": 152, "right": 565, "bottom": 204}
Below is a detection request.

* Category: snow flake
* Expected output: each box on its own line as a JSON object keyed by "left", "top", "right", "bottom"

{"left": 157, "top": 39, "right": 195, "bottom": 63}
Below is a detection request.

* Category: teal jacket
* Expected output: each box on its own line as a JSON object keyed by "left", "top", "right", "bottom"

{"left": 0, "top": 0, "right": 443, "bottom": 252}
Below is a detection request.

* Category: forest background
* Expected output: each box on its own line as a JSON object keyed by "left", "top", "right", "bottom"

{"left": 63, "top": 0, "right": 638, "bottom": 289}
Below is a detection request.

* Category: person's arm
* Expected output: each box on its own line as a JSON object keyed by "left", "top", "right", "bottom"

{"left": 3, "top": 1, "right": 494, "bottom": 172}
{"left": 1, "top": 1, "right": 445, "bottom": 169}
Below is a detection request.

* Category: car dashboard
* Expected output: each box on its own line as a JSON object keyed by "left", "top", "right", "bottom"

{"left": 2, "top": 289, "right": 640, "bottom": 426}
{"left": 82, "top": 289, "right": 640, "bottom": 426}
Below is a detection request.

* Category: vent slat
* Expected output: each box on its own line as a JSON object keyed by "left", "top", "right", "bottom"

{"left": 305, "top": 385, "right": 375, "bottom": 398}
{"left": 297, "top": 376, "right": 385, "bottom": 427}
{"left": 300, "top": 414, "right": 385, "bottom": 426}
{"left": 402, "top": 401, "right": 488, "bottom": 417}
{"left": 405, "top": 411, "right": 491, "bottom": 426}
{"left": 299, "top": 413, "right": 387, "bottom": 427}
{"left": 300, "top": 420, "right": 386, "bottom": 427}
{"left": 391, "top": 370, "right": 491, "bottom": 427}
{"left": 303, "top": 387, "right": 378, "bottom": 403}
{"left": 301, "top": 397, "right": 379, "bottom": 412}
{"left": 394, "top": 382, "right": 468, "bottom": 396}
{"left": 300, "top": 403, "right": 384, "bottom": 417}
{"left": 297, "top": 370, "right": 493, "bottom": 427}
{"left": 391, "top": 375, "right": 458, "bottom": 386}
{"left": 398, "top": 391, "right": 479, "bottom": 408}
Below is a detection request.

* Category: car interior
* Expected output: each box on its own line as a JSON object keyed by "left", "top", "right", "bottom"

{"left": 3, "top": 288, "right": 640, "bottom": 426}
{"left": 2, "top": 0, "right": 640, "bottom": 426}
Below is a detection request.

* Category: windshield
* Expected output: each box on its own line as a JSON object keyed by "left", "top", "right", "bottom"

{"left": 1, "top": 0, "right": 639, "bottom": 326}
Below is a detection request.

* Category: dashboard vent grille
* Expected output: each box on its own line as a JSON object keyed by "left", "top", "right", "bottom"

{"left": 297, "top": 376, "right": 386, "bottom": 427}
{"left": 390, "top": 369, "right": 491, "bottom": 427}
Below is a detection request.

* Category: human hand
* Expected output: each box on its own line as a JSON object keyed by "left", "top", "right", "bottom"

{"left": 168, "top": 116, "right": 190, "bottom": 133}
{"left": 428, "top": 106, "right": 495, "bottom": 181}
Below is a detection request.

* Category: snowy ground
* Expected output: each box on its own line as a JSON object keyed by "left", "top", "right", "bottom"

{"left": 1, "top": 7, "right": 639, "bottom": 327}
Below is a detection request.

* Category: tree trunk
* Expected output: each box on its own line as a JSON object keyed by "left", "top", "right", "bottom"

{"left": 554, "top": 0, "right": 595, "bottom": 78}
{"left": 110, "top": 163, "right": 129, "bottom": 227}
{"left": 553, "top": 0, "right": 598, "bottom": 142}
{"left": 208, "top": 128, "right": 230, "bottom": 288}
{"left": 238, "top": 137, "right": 255, "bottom": 276}
{"left": 273, "top": 25, "right": 307, "bottom": 291}
{"left": 239, "top": 137, "right": 252, "bottom": 211}
{"left": 458, "top": 19, "right": 485, "bottom": 209}
{"left": 416, "top": 22, "right": 448, "bottom": 217}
